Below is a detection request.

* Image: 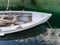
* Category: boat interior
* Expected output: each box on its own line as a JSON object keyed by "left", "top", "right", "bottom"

{"left": 0, "top": 13, "right": 32, "bottom": 26}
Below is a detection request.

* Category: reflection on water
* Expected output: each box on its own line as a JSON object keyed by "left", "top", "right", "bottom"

{"left": 0, "top": 36, "right": 54, "bottom": 45}
{"left": 0, "top": 26, "right": 59, "bottom": 45}
{"left": 14, "top": 35, "right": 53, "bottom": 45}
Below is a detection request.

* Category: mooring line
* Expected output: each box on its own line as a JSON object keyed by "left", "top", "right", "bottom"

{"left": 46, "top": 21, "right": 52, "bottom": 28}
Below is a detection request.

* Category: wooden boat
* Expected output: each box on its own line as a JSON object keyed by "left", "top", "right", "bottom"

{"left": 0, "top": 11, "right": 52, "bottom": 36}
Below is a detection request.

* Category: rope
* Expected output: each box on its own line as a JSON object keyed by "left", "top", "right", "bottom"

{"left": 6, "top": 0, "right": 10, "bottom": 10}
{"left": 46, "top": 21, "right": 52, "bottom": 28}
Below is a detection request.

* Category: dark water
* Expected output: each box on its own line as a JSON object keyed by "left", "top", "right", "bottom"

{"left": 0, "top": 26, "right": 53, "bottom": 45}
{"left": 0, "top": 25, "right": 46, "bottom": 40}
{"left": 0, "top": 26, "right": 55, "bottom": 45}
{"left": 0, "top": 26, "right": 54, "bottom": 45}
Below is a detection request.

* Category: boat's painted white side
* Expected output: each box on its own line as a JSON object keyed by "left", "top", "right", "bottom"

{"left": 0, "top": 11, "right": 52, "bottom": 36}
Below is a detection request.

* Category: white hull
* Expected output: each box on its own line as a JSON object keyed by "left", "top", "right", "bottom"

{"left": 0, "top": 11, "right": 52, "bottom": 36}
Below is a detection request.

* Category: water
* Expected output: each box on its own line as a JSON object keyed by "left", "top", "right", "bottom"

{"left": 0, "top": 26, "right": 57, "bottom": 45}
{"left": 0, "top": 40, "right": 53, "bottom": 45}
{"left": 0, "top": 35, "right": 54, "bottom": 45}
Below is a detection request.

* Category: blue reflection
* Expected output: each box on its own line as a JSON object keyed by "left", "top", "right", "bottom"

{"left": 0, "top": 40, "right": 54, "bottom": 45}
